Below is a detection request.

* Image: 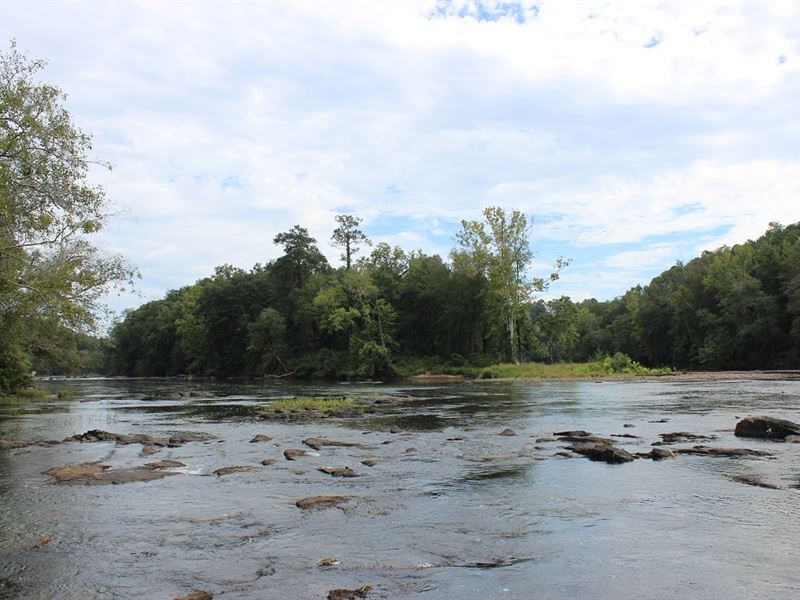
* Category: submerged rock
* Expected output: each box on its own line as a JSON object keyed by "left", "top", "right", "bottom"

{"left": 140, "top": 446, "right": 159, "bottom": 456}
{"left": 734, "top": 416, "right": 800, "bottom": 440}
{"left": 318, "top": 466, "right": 358, "bottom": 477}
{"left": 44, "top": 463, "right": 177, "bottom": 485}
{"left": 675, "top": 446, "right": 772, "bottom": 457}
{"left": 213, "top": 466, "right": 254, "bottom": 476}
{"left": 568, "top": 443, "right": 635, "bottom": 464}
{"left": 295, "top": 495, "right": 351, "bottom": 510}
{"left": 731, "top": 473, "right": 781, "bottom": 489}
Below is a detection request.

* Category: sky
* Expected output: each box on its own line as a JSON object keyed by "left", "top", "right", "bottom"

{"left": 3, "top": 0, "right": 800, "bottom": 318}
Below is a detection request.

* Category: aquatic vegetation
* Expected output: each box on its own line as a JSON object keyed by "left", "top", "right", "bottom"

{"left": 266, "top": 396, "right": 355, "bottom": 413}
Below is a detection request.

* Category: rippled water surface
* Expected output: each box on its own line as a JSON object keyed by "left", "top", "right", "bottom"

{"left": 2, "top": 378, "right": 800, "bottom": 599}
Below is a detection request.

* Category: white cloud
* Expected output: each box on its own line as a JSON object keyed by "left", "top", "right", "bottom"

{"left": 2, "top": 0, "right": 800, "bottom": 313}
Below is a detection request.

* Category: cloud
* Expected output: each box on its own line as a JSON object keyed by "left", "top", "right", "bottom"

{"left": 2, "top": 0, "right": 800, "bottom": 317}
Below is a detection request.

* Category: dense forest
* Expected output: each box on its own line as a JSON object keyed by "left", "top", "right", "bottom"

{"left": 107, "top": 216, "right": 800, "bottom": 379}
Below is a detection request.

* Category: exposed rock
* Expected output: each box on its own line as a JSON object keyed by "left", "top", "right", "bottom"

{"left": 389, "top": 427, "right": 402, "bottom": 434}
{"left": 68, "top": 429, "right": 211, "bottom": 448}
{"left": 611, "top": 433, "right": 640, "bottom": 439}
{"left": 557, "top": 433, "right": 615, "bottom": 445}
{"left": 0, "top": 438, "right": 61, "bottom": 450}
{"left": 213, "top": 466, "right": 254, "bottom": 476}
{"left": 648, "top": 419, "right": 670, "bottom": 423}
{"left": 303, "top": 437, "right": 370, "bottom": 450}
{"left": 404, "top": 447, "right": 418, "bottom": 454}
{"left": 44, "top": 463, "right": 177, "bottom": 485}
{"left": 318, "top": 466, "right": 358, "bottom": 477}
{"left": 144, "top": 460, "right": 186, "bottom": 469}
{"left": 327, "top": 585, "right": 372, "bottom": 600}
{"left": 674, "top": 446, "right": 772, "bottom": 457}
{"left": 535, "top": 437, "right": 557, "bottom": 443}
{"left": 655, "top": 432, "right": 717, "bottom": 446}
{"left": 554, "top": 430, "right": 592, "bottom": 437}
{"left": 260, "top": 459, "right": 276, "bottom": 466}
{"left": 296, "top": 495, "right": 351, "bottom": 510}
{"left": 554, "top": 451, "right": 573, "bottom": 458}
{"left": 140, "top": 446, "right": 159, "bottom": 456}
{"left": 731, "top": 473, "right": 780, "bottom": 489}
{"left": 446, "top": 436, "right": 465, "bottom": 441}
{"left": 786, "top": 435, "right": 800, "bottom": 443}
{"left": 568, "top": 443, "right": 635, "bottom": 463}
{"left": 284, "top": 449, "right": 314, "bottom": 460}
{"left": 499, "top": 428, "right": 517, "bottom": 436}
{"left": 168, "top": 432, "right": 213, "bottom": 444}
{"left": 734, "top": 416, "right": 800, "bottom": 440}
{"left": 250, "top": 434, "right": 274, "bottom": 443}
{"left": 623, "top": 423, "right": 635, "bottom": 428}
{"left": 360, "top": 459, "right": 377, "bottom": 467}
{"left": 174, "top": 591, "right": 213, "bottom": 600}
{"left": 636, "top": 448, "right": 675, "bottom": 460}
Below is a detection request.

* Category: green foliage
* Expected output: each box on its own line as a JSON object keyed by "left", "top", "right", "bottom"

{"left": 0, "top": 42, "right": 135, "bottom": 392}
{"left": 107, "top": 214, "right": 800, "bottom": 380}
{"left": 266, "top": 396, "right": 355, "bottom": 413}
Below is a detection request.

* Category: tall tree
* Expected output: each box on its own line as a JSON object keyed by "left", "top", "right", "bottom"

{"left": 331, "top": 214, "right": 370, "bottom": 269}
{"left": 454, "top": 206, "right": 566, "bottom": 364}
{"left": 0, "top": 42, "right": 135, "bottom": 392}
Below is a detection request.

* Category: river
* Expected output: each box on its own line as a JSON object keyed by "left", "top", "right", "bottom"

{"left": 1, "top": 377, "right": 799, "bottom": 599}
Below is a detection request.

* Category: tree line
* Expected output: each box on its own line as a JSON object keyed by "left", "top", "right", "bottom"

{"left": 107, "top": 216, "right": 800, "bottom": 379}
{"left": 108, "top": 208, "right": 565, "bottom": 379}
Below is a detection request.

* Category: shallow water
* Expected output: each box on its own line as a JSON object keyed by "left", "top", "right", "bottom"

{"left": 1, "top": 378, "right": 800, "bottom": 599}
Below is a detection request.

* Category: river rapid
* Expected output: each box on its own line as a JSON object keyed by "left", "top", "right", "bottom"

{"left": 1, "top": 377, "right": 799, "bottom": 599}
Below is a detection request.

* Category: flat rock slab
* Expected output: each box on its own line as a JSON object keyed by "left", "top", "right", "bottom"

{"left": 0, "top": 439, "right": 61, "bottom": 450}
{"left": 69, "top": 429, "right": 212, "bottom": 447}
{"left": 213, "top": 466, "right": 254, "bottom": 476}
{"left": 735, "top": 416, "right": 800, "bottom": 440}
{"left": 44, "top": 463, "right": 177, "bottom": 486}
{"left": 296, "top": 495, "right": 351, "bottom": 510}
{"left": 568, "top": 443, "right": 635, "bottom": 464}
{"left": 675, "top": 446, "right": 772, "bottom": 457}
{"left": 656, "top": 432, "right": 717, "bottom": 445}
{"left": 319, "top": 466, "right": 358, "bottom": 477}
{"left": 557, "top": 434, "right": 615, "bottom": 445}
{"left": 144, "top": 460, "right": 186, "bottom": 469}
{"left": 303, "top": 438, "right": 371, "bottom": 450}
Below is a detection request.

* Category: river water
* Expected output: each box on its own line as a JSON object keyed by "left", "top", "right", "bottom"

{"left": 1, "top": 377, "right": 799, "bottom": 599}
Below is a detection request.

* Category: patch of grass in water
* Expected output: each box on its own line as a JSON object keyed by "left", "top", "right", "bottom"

{"left": 267, "top": 396, "right": 355, "bottom": 413}
{"left": 0, "top": 387, "right": 50, "bottom": 402}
